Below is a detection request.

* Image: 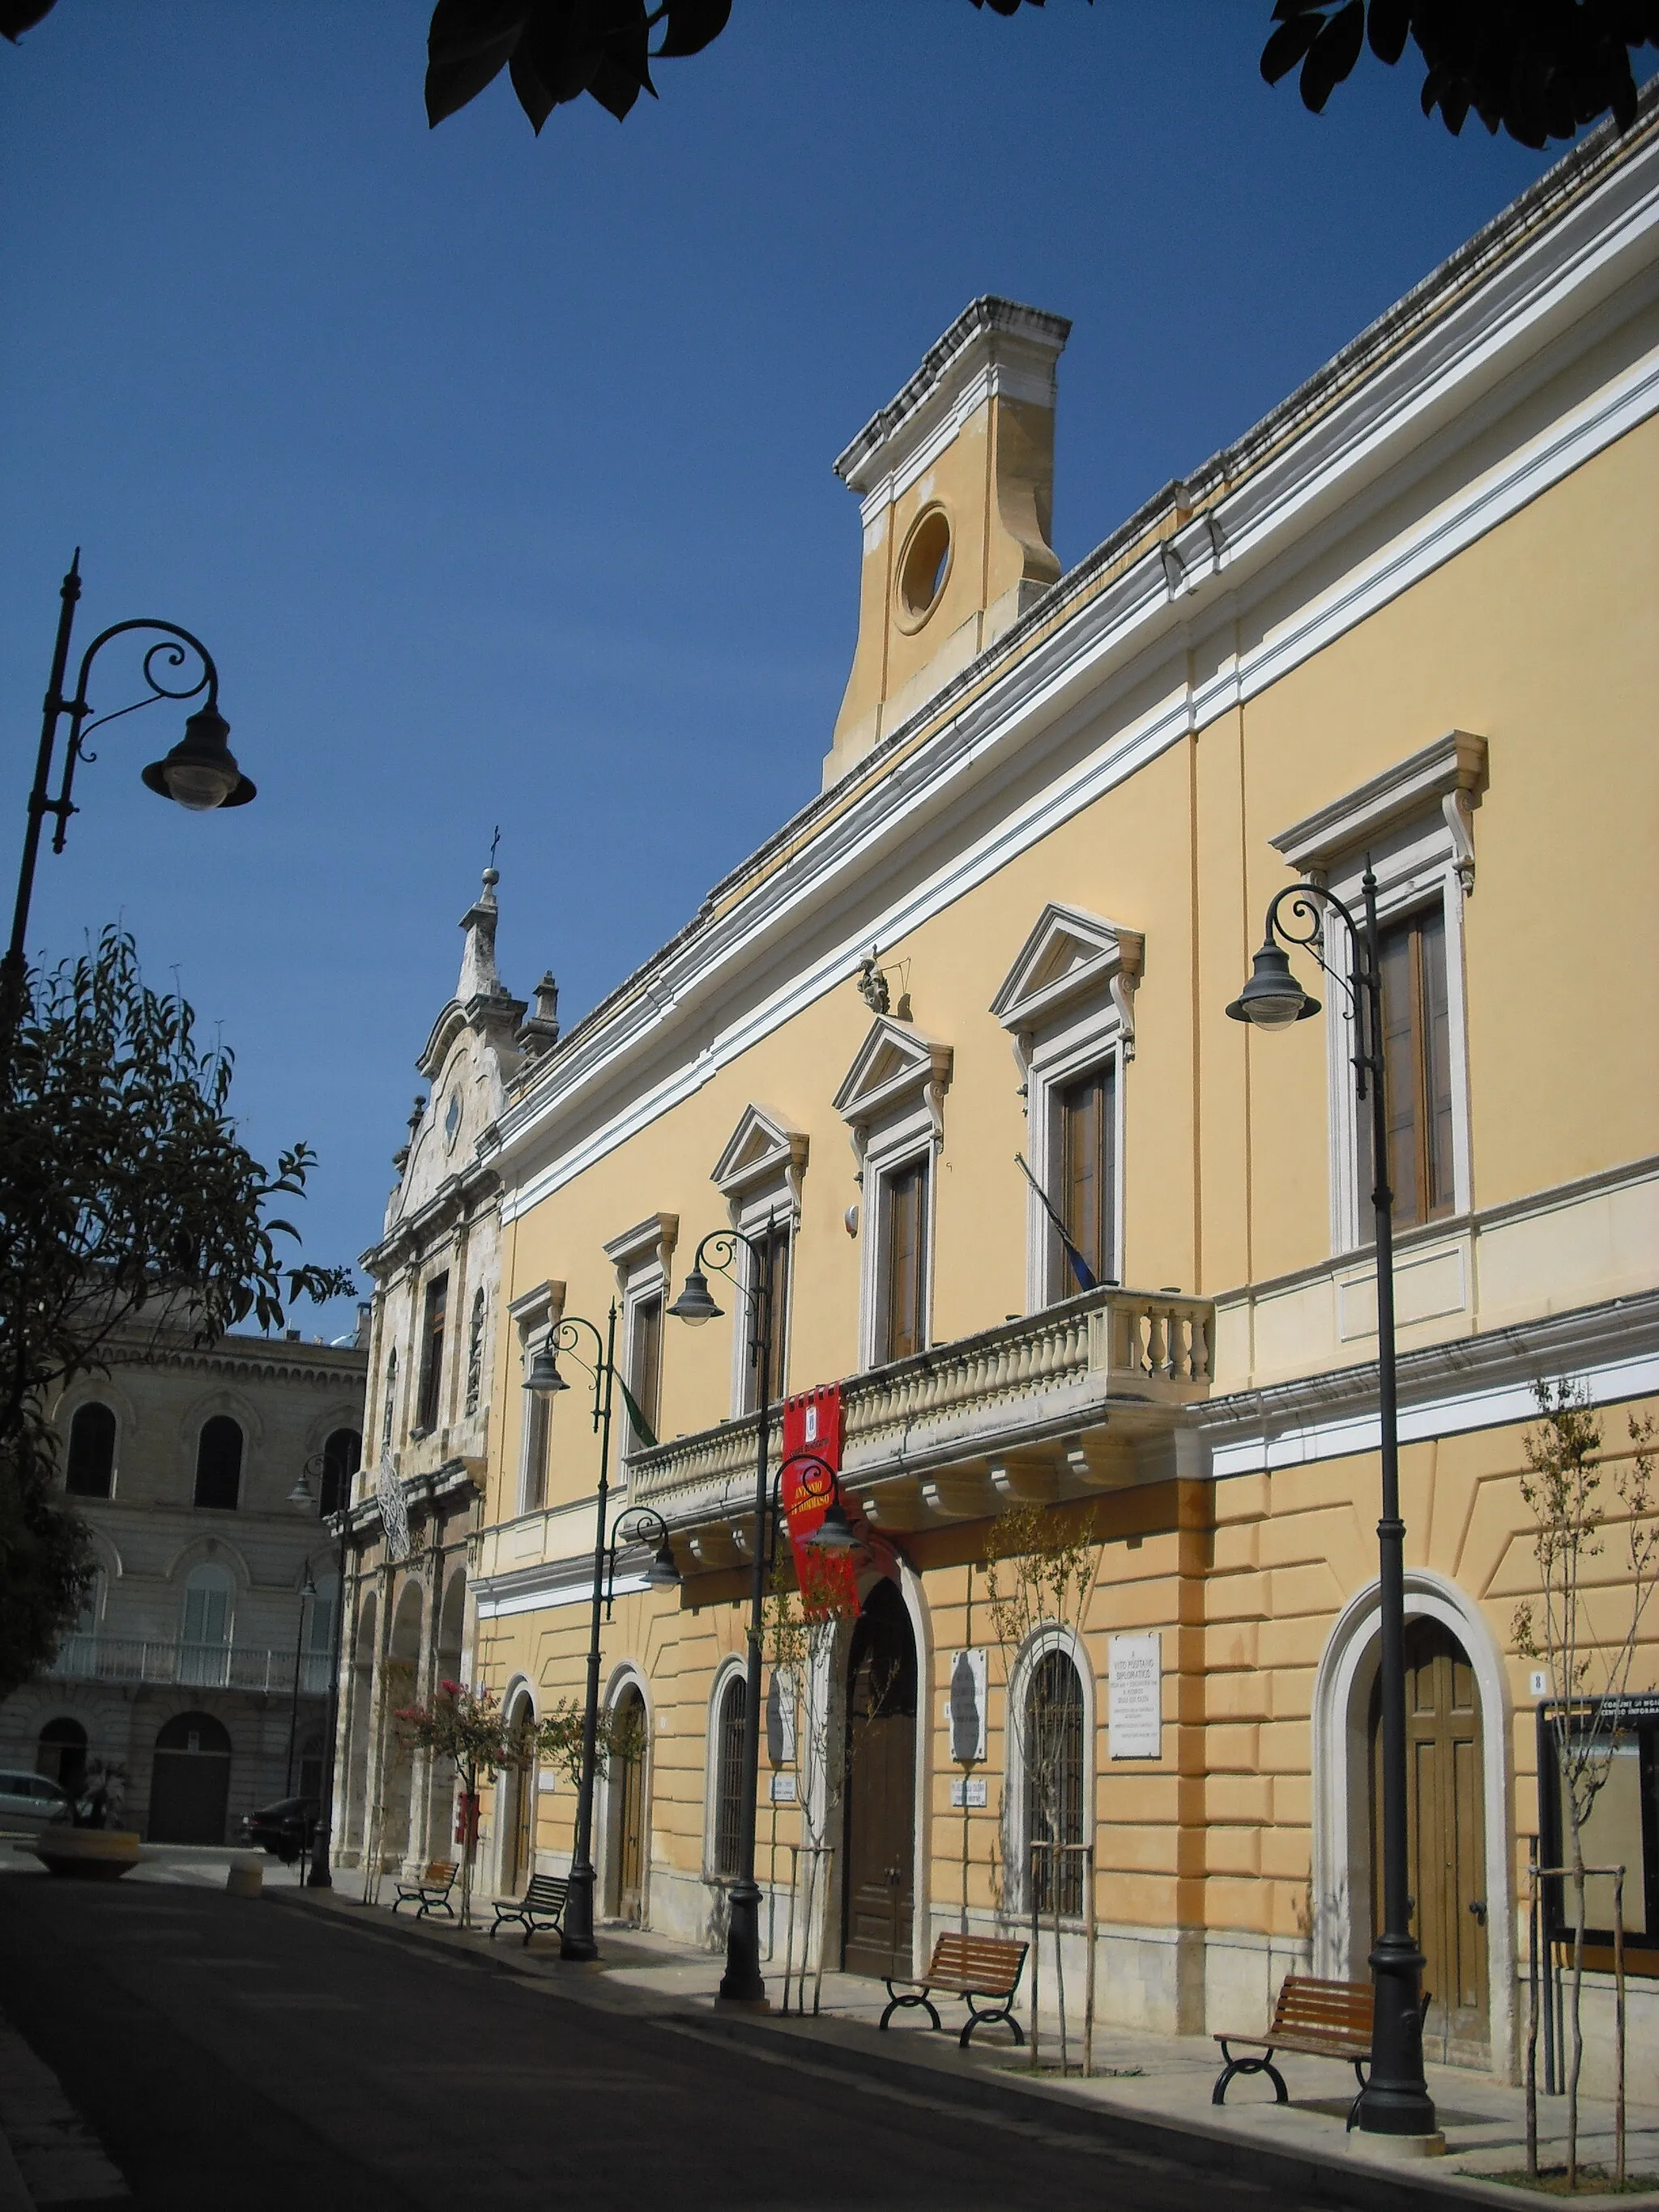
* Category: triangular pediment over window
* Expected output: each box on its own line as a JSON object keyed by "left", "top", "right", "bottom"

{"left": 990, "top": 904, "right": 1144, "bottom": 1052}
{"left": 832, "top": 1018, "right": 953, "bottom": 1142}
{"left": 712, "top": 1105, "right": 809, "bottom": 1213}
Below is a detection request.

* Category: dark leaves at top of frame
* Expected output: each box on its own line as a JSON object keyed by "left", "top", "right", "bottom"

{"left": 428, "top": 0, "right": 733, "bottom": 133}
{"left": 1263, "top": 1, "right": 1658, "bottom": 147}
{"left": 0, "top": 0, "right": 56, "bottom": 40}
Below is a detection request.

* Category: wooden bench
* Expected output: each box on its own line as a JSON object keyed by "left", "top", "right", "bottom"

{"left": 1213, "top": 1974, "right": 1431, "bottom": 2126}
{"left": 490, "top": 1872, "right": 569, "bottom": 1946}
{"left": 390, "top": 1860, "right": 458, "bottom": 1920}
{"left": 879, "top": 1933, "right": 1030, "bottom": 2049}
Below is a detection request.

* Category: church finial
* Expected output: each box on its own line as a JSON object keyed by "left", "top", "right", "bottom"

{"left": 458, "top": 853, "right": 505, "bottom": 1003}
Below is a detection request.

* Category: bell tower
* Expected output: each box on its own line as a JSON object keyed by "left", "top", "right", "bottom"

{"left": 824, "top": 296, "right": 1070, "bottom": 790}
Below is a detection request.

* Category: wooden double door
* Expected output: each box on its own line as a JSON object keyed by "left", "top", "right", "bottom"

{"left": 842, "top": 1580, "right": 917, "bottom": 1980}
{"left": 1369, "top": 1617, "right": 1490, "bottom": 2063}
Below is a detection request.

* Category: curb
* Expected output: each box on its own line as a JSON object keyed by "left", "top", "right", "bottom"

{"left": 267, "top": 1890, "right": 1658, "bottom": 2211}
{"left": 667, "top": 2009, "right": 1653, "bottom": 2212}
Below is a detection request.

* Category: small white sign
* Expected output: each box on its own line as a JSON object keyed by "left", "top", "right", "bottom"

{"left": 769, "top": 1772, "right": 798, "bottom": 1803}
{"left": 949, "top": 1777, "right": 988, "bottom": 1809}
{"left": 1529, "top": 1668, "right": 1550, "bottom": 1700}
{"left": 535, "top": 1765, "right": 561, "bottom": 1788}
{"left": 1109, "top": 1631, "right": 1162, "bottom": 1759}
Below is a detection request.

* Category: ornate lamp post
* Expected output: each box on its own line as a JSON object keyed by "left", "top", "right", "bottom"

{"left": 1226, "top": 862, "right": 1436, "bottom": 2139}
{"left": 284, "top": 1566, "right": 318, "bottom": 1797}
{"left": 287, "top": 1451, "right": 354, "bottom": 1892}
{"left": 667, "top": 1228, "right": 785, "bottom": 2005}
{"left": 2, "top": 554, "right": 255, "bottom": 1076}
{"left": 523, "top": 1305, "right": 623, "bottom": 1963}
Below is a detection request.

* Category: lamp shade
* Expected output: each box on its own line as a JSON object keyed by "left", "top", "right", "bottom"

{"left": 1225, "top": 940, "right": 1320, "bottom": 1031}
{"left": 286, "top": 1468, "right": 314, "bottom": 1508}
{"left": 524, "top": 1343, "right": 567, "bottom": 1394}
{"left": 142, "top": 706, "right": 256, "bottom": 813}
{"left": 668, "top": 1268, "right": 723, "bottom": 1326}
{"left": 645, "top": 1536, "right": 681, "bottom": 1588}
{"left": 805, "top": 1498, "right": 862, "bottom": 1554}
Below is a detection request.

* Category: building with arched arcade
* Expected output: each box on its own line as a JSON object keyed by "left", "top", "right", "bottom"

{"left": 400, "top": 104, "right": 1658, "bottom": 2095}
{"left": 2, "top": 1323, "right": 368, "bottom": 1843}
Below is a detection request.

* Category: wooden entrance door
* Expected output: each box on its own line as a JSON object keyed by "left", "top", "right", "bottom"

{"left": 842, "top": 1580, "right": 917, "bottom": 1979}
{"left": 606, "top": 1686, "right": 646, "bottom": 1924}
{"left": 1370, "top": 1617, "right": 1489, "bottom": 2062}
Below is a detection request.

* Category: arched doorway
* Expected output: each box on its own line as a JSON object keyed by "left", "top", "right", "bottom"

{"left": 842, "top": 1579, "right": 917, "bottom": 1978}
{"left": 343, "top": 1589, "right": 377, "bottom": 1856}
{"left": 149, "top": 1711, "right": 232, "bottom": 1843}
{"left": 1368, "top": 1617, "right": 1489, "bottom": 2064}
{"left": 427, "top": 1571, "right": 466, "bottom": 1860}
{"left": 501, "top": 1690, "right": 537, "bottom": 1895}
{"left": 604, "top": 1682, "right": 648, "bottom": 1924}
{"left": 36, "top": 1718, "right": 88, "bottom": 1798}
{"left": 378, "top": 1582, "right": 423, "bottom": 1867}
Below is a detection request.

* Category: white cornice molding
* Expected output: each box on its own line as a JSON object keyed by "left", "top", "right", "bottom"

{"left": 1272, "top": 730, "right": 1489, "bottom": 890}
{"left": 602, "top": 1211, "right": 680, "bottom": 1285}
{"left": 834, "top": 296, "right": 1070, "bottom": 501}
{"left": 491, "top": 123, "right": 1659, "bottom": 1227}
{"left": 833, "top": 1017, "right": 953, "bottom": 1170}
{"left": 711, "top": 1104, "right": 809, "bottom": 1218}
{"left": 991, "top": 903, "right": 1145, "bottom": 1059}
{"left": 1200, "top": 1289, "right": 1659, "bottom": 1480}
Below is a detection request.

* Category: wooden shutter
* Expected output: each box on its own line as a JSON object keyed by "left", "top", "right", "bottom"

{"left": 630, "top": 1293, "right": 663, "bottom": 1442}
{"left": 1058, "top": 1061, "right": 1115, "bottom": 1290}
{"left": 882, "top": 1160, "right": 928, "bottom": 1364}
{"left": 1367, "top": 902, "right": 1454, "bottom": 1230}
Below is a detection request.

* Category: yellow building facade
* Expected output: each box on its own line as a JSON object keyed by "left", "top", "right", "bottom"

{"left": 377, "top": 100, "right": 1659, "bottom": 2091}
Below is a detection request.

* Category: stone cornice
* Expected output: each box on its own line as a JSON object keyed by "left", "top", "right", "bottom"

{"left": 101, "top": 1332, "right": 366, "bottom": 1390}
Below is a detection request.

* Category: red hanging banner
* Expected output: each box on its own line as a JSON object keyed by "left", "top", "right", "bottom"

{"left": 778, "top": 1385, "right": 900, "bottom": 1618}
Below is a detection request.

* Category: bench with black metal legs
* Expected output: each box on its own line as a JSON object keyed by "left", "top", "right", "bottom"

{"left": 1213, "top": 1974, "right": 1431, "bottom": 2127}
{"left": 490, "top": 1872, "right": 569, "bottom": 1946}
{"left": 880, "top": 1933, "right": 1030, "bottom": 2049}
{"left": 391, "top": 1860, "right": 458, "bottom": 1920}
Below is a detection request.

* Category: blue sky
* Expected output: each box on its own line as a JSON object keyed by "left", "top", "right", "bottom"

{"left": 0, "top": 3, "right": 1572, "bottom": 1336}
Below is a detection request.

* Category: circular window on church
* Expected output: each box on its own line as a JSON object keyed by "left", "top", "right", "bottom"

{"left": 444, "top": 1091, "right": 462, "bottom": 1147}
{"left": 895, "top": 505, "right": 952, "bottom": 629}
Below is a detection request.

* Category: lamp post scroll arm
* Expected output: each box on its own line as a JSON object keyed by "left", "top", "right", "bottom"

{"left": 51, "top": 620, "right": 220, "bottom": 851}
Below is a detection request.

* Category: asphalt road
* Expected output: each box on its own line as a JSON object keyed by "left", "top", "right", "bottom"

{"left": 0, "top": 1874, "right": 1334, "bottom": 2212}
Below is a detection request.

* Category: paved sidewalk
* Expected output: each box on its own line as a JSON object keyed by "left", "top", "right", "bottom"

{"left": 266, "top": 1869, "right": 1659, "bottom": 2210}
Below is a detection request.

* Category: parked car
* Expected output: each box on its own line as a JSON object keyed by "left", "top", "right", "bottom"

{"left": 241, "top": 1796, "right": 318, "bottom": 1861}
{"left": 0, "top": 1770, "right": 73, "bottom": 1834}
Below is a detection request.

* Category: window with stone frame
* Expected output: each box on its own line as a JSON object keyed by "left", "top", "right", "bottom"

{"left": 712, "top": 1673, "right": 748, "bottom": 1880}
{"left": 65, "top": 1402, "right": 117, "bottom": 1498}
{"left": 1363, "top": 901, "right": 1455, "bottom": 1230}
{"left": 416, "top": 1272, "right": 449, "bottom": 1432}
{"left": 876, "top": 1153, "right": 930, "bottom": 1366}
{"left": 193, "top": 1416, "right": 243, "bottom": 1511}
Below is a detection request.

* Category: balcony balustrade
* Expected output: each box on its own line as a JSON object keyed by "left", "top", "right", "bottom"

{"left": 45, "top": 1636, "right": 333, "bottom": 1695}
{"left": 629, "top": 1284, "right": 1213, "bottom": 1566}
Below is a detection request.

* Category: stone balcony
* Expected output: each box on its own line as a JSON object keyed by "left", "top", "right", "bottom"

{"left": 45, "top": 1636, "right": 332, "bottom": 1695}
{"left": 629, "top": 1285, "right": 1213, "bottom": 1576}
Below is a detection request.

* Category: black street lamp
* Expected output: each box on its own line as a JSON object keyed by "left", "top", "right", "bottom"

{"left": 2, "top": 554, "right": 254, "bottom": 1075}
{"left": 606, "top": 1507, "right": 683, "bottom": 1607}
{"left": 667, "top": 1229, "right": 785, "bottom": 2004}
{"left": 524, "top": 1305, "right": 621, "bottom": 1963}
{"left": 287, "top": 1451, "right": 354, "bottom": 1892}
{"left": 1227, "top": 862, "right": 1436, "bottom": 2140}
{"left": 284, "top": 1565, "right": 318, "bottom": 1798}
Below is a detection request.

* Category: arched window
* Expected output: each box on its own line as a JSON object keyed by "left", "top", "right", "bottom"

{"left": 37, "top": 1717, "right": 87, "bottom": 1796}
{"left": 181, "top": 1563, "right": 235, "bottom": 1685}
{"left": 712, "top": 1673, "right": 748, "bottom": 1880}
{"left": 1024, "top": 1648, "right": 1085, "bottom": 1918}
{"left": 381, "top": 1349, "right": 398, "bottom": 1456}
{"left": 320, "top": 1426, "right": 361, "bottom": 1519}
{"left": 193, "top": 1416, "right": 243, "bottom": 1510}
{"left": 463, "top": 1289, "right": 486, "bottom": 1417}
{"left": 65, "top": 1402, "right": 117, "bottom": 1498}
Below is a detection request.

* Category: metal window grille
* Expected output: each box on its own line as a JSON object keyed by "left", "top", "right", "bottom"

{"left": 1026, "top": 1649, "right": 1085, "bottom": 1917}
{"left": 713, "top": 1676, "right": 748, "bottom": 1878}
